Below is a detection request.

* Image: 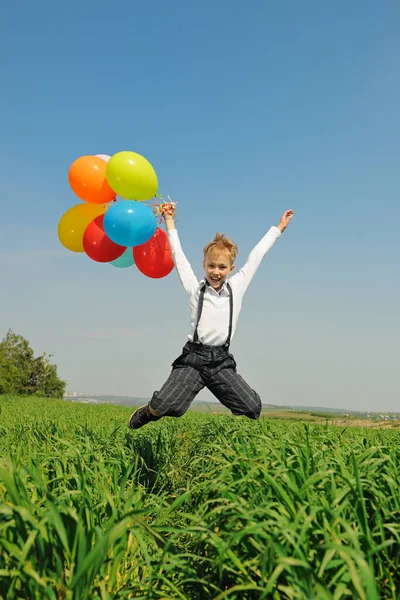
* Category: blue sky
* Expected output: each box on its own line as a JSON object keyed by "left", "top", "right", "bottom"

{"left": 1, "top": 0, "right": 399, "bottom": 411}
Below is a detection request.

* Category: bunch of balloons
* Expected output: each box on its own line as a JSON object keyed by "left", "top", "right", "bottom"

{"left": 57, "top": 151, "right": 174, "bottom": 279}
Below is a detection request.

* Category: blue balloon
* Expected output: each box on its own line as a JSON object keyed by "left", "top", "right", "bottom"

{"left": 104, "top": 201, "right": 156, "bottom": 247}
{"left": 110, "top": 247, "right": 135, "bottom": 268}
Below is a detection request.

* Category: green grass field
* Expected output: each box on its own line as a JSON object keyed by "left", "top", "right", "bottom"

{"left": 0, "top": 395, "right": 399, "bottom": 599}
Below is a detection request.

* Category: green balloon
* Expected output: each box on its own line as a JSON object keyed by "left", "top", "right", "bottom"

{"left": 106, "top": 151, "right": 158, "bottom": 200}
{"left": 110, "top": 247, "right": 135, "bottom": 268}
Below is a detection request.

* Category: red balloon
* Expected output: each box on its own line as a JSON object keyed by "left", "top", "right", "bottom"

{"left": 83, "top": 215, "right": 126, "bottom": 263}
{"left": 133, "top": 228, "right": 174, "bottom": 279}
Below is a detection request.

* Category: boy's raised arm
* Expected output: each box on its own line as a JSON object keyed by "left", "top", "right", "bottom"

{"left": 165, "top": 215, "right": 199, "bottom": 294}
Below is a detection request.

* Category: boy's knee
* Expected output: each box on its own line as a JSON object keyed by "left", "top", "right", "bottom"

{"left": 149, "top": 399, "right": 187, "bottom": 419}
{"left": 245, "top": 409, "right": 261, "bottom": 420}
{"left": 246, "top": 411, "right": 260, "bottom": 420}
{"left": 231, "top": 392, "right": 261, "bottom": 420}
{"left": 246, "top": 393, "right": 262, "bottom": 420}
{"left": 166, "top": 406, "right": 187, "bottom": 418}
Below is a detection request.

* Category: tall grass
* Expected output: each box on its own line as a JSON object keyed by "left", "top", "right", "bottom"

{"left": 0, "top": 395, "right": 399, "bottom": 599}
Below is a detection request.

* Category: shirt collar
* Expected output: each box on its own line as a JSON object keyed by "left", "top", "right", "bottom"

{"left": 200, "top": 279, "right": 230, "bottom": 296}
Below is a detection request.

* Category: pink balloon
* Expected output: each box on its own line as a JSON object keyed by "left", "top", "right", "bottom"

{"left": 95, "top": 154, "right": 111, "bottom": 163}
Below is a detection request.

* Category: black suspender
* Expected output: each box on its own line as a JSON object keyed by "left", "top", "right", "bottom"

{"left": 225, "top": 283, "right": 233, "bottom": 346}
{"left": 192, "top": 284, "right": 206, "bottom": 344}
{"left": 193, "top": 282, "right": 233, "bottom": 347}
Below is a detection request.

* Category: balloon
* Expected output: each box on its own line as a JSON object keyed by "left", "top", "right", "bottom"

{"left": 83, "top": 215, "right": 126, "bottom": 263}
{"left": 104, "top": 201, "right": 157, "bottom": 247}
{"left": 110, "top": 247, "right": 135, "bottom": 268}
{"left": 106, "top": 151, "right": 158, "bottom": 200}
{"left": 58, "top": 204, "right": 106, "bottom": 252}
{"left": 69, "top": 155, "right": 116, "bottom": 204}
{"left": 133, "top": 228, "right": 174, "bottom": 279}
{"left": 95, "top": 154, "right": 111, "bottom": 163}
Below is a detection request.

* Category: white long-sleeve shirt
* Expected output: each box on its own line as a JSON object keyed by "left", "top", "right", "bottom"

{"left": 167, "top": 227, "right": 281, "bottom": 346}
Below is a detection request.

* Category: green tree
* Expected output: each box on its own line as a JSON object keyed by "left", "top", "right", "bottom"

{"left": 0, "top": 330, "right": 33, "bottom": 394}
{"left": 0, "top": 330, "right": 65, "bottom": 398}
{"left": 27, "top": 354, "right": 66, "bottom": 398}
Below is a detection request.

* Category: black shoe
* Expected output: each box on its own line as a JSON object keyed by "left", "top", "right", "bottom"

{"left": 129, "top": 405, "right": 160, "bottom": 430}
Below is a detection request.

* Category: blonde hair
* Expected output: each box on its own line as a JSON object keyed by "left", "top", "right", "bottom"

{"left": 203, "top": 233, "right": 238, "bottom": 265}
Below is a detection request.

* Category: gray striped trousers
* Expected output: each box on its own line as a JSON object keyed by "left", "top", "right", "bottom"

{"left": 150, "top": 342, "right": 262, "bottom": 419}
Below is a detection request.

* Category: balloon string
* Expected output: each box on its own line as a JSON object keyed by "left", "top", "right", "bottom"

{"left": 103, "top": 197, "right": 117, "bottom": 210}
{"left": 149, "top": 194, "right": 177, "bottom": 224}
{"left": 103, "top": 194, "right": 177, "bottom": 223}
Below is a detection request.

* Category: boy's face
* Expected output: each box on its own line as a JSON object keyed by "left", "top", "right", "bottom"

{"left": 203, "top": 250, "right": 234, "bottom": 292}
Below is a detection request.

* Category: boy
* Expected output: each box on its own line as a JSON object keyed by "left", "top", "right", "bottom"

{"left": 129, "top": 209, "right": 294, "bottom": 429}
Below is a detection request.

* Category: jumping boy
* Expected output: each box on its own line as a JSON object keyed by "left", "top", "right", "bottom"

{"left": 129, "top": 209, "right": 294, "bottom": 429}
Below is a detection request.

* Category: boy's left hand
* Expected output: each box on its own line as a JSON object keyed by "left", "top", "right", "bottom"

{"left": 277, "top": 210, "right": 294, "bottom": 233}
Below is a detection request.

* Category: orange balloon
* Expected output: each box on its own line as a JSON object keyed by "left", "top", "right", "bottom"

{"left": 68, "top": 156, "right": 116, "bottom": 204}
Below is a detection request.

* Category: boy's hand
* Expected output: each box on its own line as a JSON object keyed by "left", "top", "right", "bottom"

{"left": 277, "top": 210, "right": 294, "bottom": 233}
{"left": 155, "top": 198, "right": 177, "bottom": 231}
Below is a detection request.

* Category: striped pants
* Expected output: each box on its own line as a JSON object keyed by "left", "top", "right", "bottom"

{"left": 150, "top": 342, "right": 261, "bottom": 419}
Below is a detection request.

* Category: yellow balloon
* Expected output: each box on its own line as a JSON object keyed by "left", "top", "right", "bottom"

{"left": 106, "top": 151, "right": 158, "bottom": 200}
{"left": 58, "top": 203, "right": 106, "bottom": 252}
